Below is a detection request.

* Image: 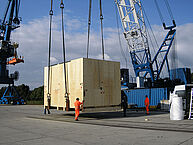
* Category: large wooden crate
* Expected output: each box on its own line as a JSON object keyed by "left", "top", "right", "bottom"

{"left": 44, "top": 58, "right": 121, "bottom": 112}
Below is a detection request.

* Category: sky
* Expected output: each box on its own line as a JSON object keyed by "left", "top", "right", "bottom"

{"left": 0, "top": 0, "right": 193, "bottom": 89}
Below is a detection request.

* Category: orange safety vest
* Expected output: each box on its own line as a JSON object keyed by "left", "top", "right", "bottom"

{"left": 74, "top": 100, "right": 83, "bottom": 110}
{"left": 145, "top": 97, "right": 149, "bottom": 106}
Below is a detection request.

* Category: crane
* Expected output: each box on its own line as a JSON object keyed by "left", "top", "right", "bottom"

{"left": 115, "top": 0, "right": 176, "bottom": 86}
{"left": 0, "top": 0, "right": 24, "bottom": 104}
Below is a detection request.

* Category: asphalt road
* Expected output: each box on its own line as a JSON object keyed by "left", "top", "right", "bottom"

{"left": 0, "top": 105, "right": 193, "bottom": 145}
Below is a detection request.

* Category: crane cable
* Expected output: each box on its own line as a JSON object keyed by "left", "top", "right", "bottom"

{"left": 154, "top": 0, "right": 174, "bottom": 23}
{"left": 114, "top": 3, "right": 127, "bottom": 68}
{"left": 141, "top": 3, "right": 162, "bottom": 61}
{"left": 99, "top": 0, "right": 105, "bottom": 60}
{"left": 154, "top": 0, "right": 175, "bottom": 78}
{"left": 60, "top": 0, "right": 68, "bottom": 100}
{"left": 3, "top": 0, "right": 11, "bottom": 24}
{"left": 141, "top": 2, "right": 165, "bottom": 77}
{"left": 47, "top": 0, "right": 53, "bottom": 113}
{"left": 164, "top": 0, "right": 174, "bottom": 20}
{"left": 15, "top": 0, "right": 21, "bottom": 19}
{"left": 154, "top": 0, "right": 164, "bottom": 24}
{"left": 86, "top": 0, "right": 92, "bottom": 58}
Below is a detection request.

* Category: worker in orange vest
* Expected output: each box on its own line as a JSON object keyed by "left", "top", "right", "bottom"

{"left": 74, "top": 98, "right": 84, "bottom": 121}
{"left": 145, "top": 95, "right": 150, "bottom": 115}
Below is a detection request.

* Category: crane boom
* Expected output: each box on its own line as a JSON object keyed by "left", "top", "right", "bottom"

{"left": 115, "top": 0, "right": 154, "bottom": 81}
{"left": 115, "top": 0, "right": 176, "bottom": 86}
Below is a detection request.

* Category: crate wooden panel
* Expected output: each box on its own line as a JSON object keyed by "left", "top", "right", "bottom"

{"left": 67, "top": 59, "right": 84, "bottom": 108}
{"left": 44, "top": 64, "right": 66, "bottom": 108}
{"left": 44, "top": 58, "right": 121, "bottom": 112}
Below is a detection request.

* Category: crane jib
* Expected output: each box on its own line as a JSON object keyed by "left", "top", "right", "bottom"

{"left": 115, "top": 0, "right": 176, "bottom": 85}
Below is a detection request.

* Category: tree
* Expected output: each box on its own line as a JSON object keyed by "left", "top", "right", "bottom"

{"left": 0, "top": 85, "right": 44, "bottom": 102}
{"left": 16, "top": 84, "right": 30, "bottom": 101}
{"left": 28, "top": 86, "right": 44, "bottom": 101}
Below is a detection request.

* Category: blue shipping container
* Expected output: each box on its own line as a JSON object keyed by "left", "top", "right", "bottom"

{"left": 123, "top": 88, "right": 167, "bottom": 107}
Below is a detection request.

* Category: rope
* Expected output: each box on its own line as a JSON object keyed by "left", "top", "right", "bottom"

{"left": 141, "top": 3, "right": 159, "bottom": 55}
{"left": 86, "top": 0, "right": 92, "bottom": 58}
{"left": 141, "top": 2, "right": 165, "bottom": 77}
{"left": 17, "top": 0, "right": 21, "bottom": 16}
{"left": 154, "top": 0, "right": 164, "bottom": 24}
{"left": 15, "top": 0, "right": 18, "bottom": 18}
{"left": 3, "top": 0, "right": 11, "bottom": 24}
{"left": 47, "top": 0, "right": 53, "bottom": 97}
{"left": 15, "top": 0, "right": 21, "bottom": 19}
{"left": 99, "top": 0, "right": 105, "bottom": 60}
{"left": 164, "top": 0, "right": 174, "bottom": 20}
{"left": 60, "top": 0, "right": 68, "bottom": 98}
{"left": 114, "top": 3, "right": 127, "bottom": 68}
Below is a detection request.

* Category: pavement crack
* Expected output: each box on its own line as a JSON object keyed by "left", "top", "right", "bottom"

{"left": 177, "top": 136, "right": 193, "bottom": 145}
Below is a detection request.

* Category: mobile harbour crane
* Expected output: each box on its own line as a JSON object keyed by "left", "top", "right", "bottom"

{"left": 115, "top": 0, "right": 192, "bottom": 118}
{"left": 0, "top": 0, "right": 24, "bottom": 104}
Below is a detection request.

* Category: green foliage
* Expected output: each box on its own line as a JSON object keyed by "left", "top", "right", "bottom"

{"left": 0, "top": 85, "right": 44, "bottom": 102}
{"left": 16, "top": 84, "right": 30, "bottom": 101}
{"left": 26, "top": 100, "right": 43, "bottom": 105}
{"left": 28, "top": 86, "right": 44, "bottom": 101}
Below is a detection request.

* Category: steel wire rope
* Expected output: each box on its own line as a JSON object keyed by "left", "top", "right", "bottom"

{"left": 2, "top": 0, "right": 11, "bottom": 24}
{"left": 163, "top": 0, "right": 176, "bottom": 78}
{"left": 114, "top": 2, "right": 128, "bottom": 68}
{"left": 18, "top": 0, "right": 21, "bottom": 12}
{"left": 145, "top": 0, "right": 171, "bottom": 78}
{"left": 141, "top": 3, "right": 159, "bottom": 54}
{"left": 86, "top": 0, "right": 92, "bottom": 58}
{"left": 16, "top": 0, "right": 21, "bottom": 21}
{"left": 99, "top": 0, "right": 105, "bottom": 60}
{"left": 154, "top": 0, "right": 176, "bottom": 78}
{"left": 141, "top": 2, "right": 165, "bottom": 77}
{"left": 165, "top": 0, "right": 176, "bottom": 79}
{"left": 164, "top": 0, "right": 174, "bottom": 21}
{"left": 15, "top": 0, "right": 19, "bottom": 19}
{"left": 60, "top": 0, "right": 68, "bottom": 100}
{"left": 154, "top": 0, "right": 164, "bottom": 24}
{"left": 47, "top": 0, "right": 53, "bottom": 101}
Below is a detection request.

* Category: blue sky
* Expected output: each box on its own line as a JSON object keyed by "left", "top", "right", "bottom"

{"left": 1, "top": 0, "right": 192, "bottom": 28}
{"left": 18, "top": 0, "right": 193, "bottom": 26}
{"left": 1, "top": 0, "right": 193, "bottom": 89}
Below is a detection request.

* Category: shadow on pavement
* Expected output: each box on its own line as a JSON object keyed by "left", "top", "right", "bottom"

{"left": 61, "top": 110, "right": 169, "bottom": 119}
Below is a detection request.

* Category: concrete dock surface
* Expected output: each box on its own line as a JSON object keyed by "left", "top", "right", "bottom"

{"left": 0, "top": 105, "right": 193, "bottom": 145}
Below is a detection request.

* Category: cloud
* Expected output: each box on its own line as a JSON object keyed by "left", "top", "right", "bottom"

{"left": 50, "top": 57, "right": 59, "bottom": 64}
{"left": 176, "top": 23, "right": 193, "bottom": 68}
{"left": 95, "top": 53, "right": 111, "bottom": 60}
{"left": 8, "top": 13, "right": 193, "bottom": 89}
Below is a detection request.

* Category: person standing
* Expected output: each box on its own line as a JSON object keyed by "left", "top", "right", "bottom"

{"left": 145, "top": 95, "right": 150, "bottom": 115}
{"left": 74, "top": 98, "right": 84, "bottom": 121}
{"left": 121, "top": 94, "right": 127, "bottom": 117}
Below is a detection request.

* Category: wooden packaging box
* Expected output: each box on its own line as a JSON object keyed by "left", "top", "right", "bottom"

{"left": 44, "top": 58, "right": 121, "bottom": 112}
